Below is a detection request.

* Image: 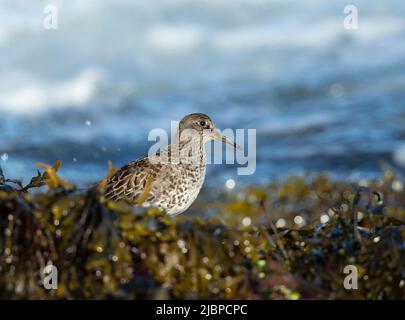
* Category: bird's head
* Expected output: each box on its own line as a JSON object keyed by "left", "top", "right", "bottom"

{"left": 178, "top": 113, "right": 239, "bottom": 149}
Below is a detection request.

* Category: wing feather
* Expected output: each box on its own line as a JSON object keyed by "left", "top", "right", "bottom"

{"left": 104, "top": 157, "right": 159, "bottom": 204}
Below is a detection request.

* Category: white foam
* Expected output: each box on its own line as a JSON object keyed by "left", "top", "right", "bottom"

{"left": 393, "top": 145, "right": 405, "bottom": 168}
{"left": 145, "top": 25, "right": 203, "bottom": 52}
{"left": 212, "top": 14, "right": 405, "bottom": 53}
{"left": 352, "top": 18, "right": 404, "bottom": 42}
{"left": 260, "top": 113, "right": 334, "bottom": 135}
{"left": 212, "top": 20, "right": 342, "bottom": 52}
{"left": 0, "top": 29, "right": 9, "bottom": 45}
{"left": 0, "top": 69, "right": 103, "bottom": 114}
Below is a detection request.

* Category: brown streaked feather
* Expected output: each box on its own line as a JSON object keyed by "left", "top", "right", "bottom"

{"left": 104, "top": 157, "right": 159, "bottom": 204}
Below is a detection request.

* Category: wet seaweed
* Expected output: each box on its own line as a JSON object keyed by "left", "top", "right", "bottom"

{"left": 0, "top": 163, "right": 404, "bottom": 299}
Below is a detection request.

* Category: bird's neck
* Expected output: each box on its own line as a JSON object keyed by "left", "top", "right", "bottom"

{"left": 175, "top": 134, "right": 206, "bottom": 166}
{"left": 152, "top": 134, "right": 206, "bottom": 167}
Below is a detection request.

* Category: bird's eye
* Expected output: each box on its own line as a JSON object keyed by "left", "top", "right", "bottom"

{"left": 199, "top": 121, "right": 206, "bottom": 127}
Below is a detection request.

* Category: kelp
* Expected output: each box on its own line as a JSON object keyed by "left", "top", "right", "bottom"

{"left": 0, "top": 163, "right": 404, "bottom": 299}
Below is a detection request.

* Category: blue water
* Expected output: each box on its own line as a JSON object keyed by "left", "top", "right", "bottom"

{"left": 1, "top": 0, "right": 405, "bottom": 188}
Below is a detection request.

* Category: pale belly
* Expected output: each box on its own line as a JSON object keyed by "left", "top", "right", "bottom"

{"left": 142, "top": 164, "right": 206, "bottom": 215}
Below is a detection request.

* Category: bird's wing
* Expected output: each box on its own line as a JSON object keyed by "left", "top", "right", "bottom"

{"left": 104, "top": 157, "right": 158, "bottom": 203}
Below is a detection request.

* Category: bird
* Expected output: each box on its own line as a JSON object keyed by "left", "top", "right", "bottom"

{"left": 352, "top": 186, "right": 384, "bottom": 216}
{"left": 104, "top": 113, "right": 239, "bottom": 215}
{"left": 352, "top": 186, "right": 384, "bottom": 238}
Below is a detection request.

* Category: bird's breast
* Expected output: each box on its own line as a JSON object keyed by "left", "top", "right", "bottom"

{"left": 150, "top": 163, "right": 206, "bottom": 215}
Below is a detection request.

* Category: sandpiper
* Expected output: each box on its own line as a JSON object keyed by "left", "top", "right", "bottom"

{"left": 104, "top": 113, "right": 238, "bottom": 215}
{"left": 352, "top": 186, "right": 384, "bottom": 238}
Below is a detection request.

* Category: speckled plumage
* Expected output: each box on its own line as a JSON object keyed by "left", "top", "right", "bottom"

{"left": 104, "top": 113, "right": 237, "bottom": 215}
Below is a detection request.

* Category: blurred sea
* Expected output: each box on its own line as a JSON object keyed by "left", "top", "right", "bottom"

{"left": 1, "top": 0, "right": 405, "bottom": 187}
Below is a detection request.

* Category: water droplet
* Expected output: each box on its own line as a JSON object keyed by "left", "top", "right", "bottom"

{"left": 328, "top": 208, "right": 336, "bottom": 216}
{"left": 356, "top": 211, "right": 364, "bottom": 220}
{"left": 294, "top": 215, "right": 304, "bottom": 225}
{"left": 1, "top": 153, "right": 8, "bottom": 161}
{"left": 175, "top": 264, "right": 184, "bottom": 272}
{"left": 276, "top": 218, "right": 286, "bottom": 228}
{"left": 257, "top": 259, "right": 266, "bottom": 269}
{"left": 177, "top": 239, "right": 186, "bottom": 249}
{"left": 392, "top": 180, "right": 403, "bottom": 192}
{"left": 85, "top": 120, "right": 92, "bottom": 126}
{"left": 225, "top": 178, "right": 236, "bottom": 189}
{"left": 242, "top": 217, "right": 251, "bottom": 227}
{"left": 320, "top": 214, "right": 330, "bottom": 224}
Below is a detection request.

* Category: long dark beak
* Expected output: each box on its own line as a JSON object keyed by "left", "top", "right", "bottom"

{"left": 212, "top": 129, "right": 241, "bottom": 150}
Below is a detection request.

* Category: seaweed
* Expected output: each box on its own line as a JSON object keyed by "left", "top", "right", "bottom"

{"left": 0, "top": 163, "right": 404, "bottom": 299}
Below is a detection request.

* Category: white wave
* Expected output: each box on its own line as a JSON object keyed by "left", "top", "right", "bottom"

{"left": 0, "top": 29, "right": 9, "bottom": 46}
{"left": 145, "top": 25, "right": 203, "bottom": 52}
{"left": 0, "top": 69, "right": 103, "bottom": 114}
{"left": 352, "top": 18, "right": 405, "bottom": 42}
{"left": 212, "top": 14, "right": 405, "bottom": 52}
{"left": 259, "top": 113, "right": 334, "bottom": 135}
{"left": 393, "top": 145, "right": 405, "bottom": 168}
{"left": 214, "top": 20, "right": 348, "bottom": 52}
